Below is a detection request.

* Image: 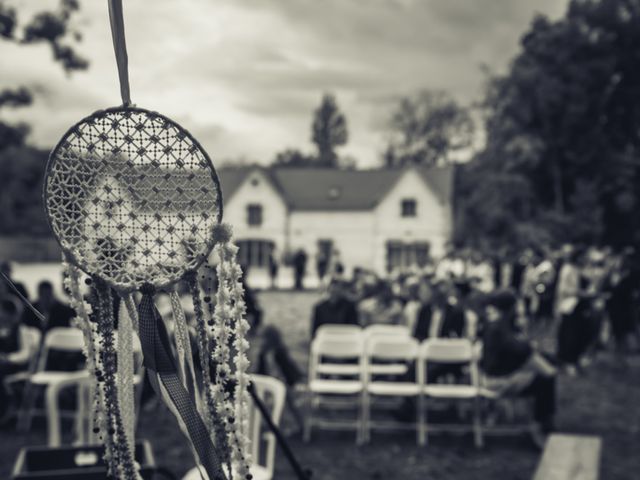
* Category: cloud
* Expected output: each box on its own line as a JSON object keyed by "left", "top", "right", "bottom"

{"left": 0, "top": 0, "right": 567, "bottom": 166}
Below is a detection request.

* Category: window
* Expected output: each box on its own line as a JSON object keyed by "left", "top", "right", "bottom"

{"left": 247, "top": 204, "right": 263, "bottom": 226}
{"left": 401, "top": 199, "right": 417, "bottom": 217}
{"left": 386, "top": 241, "right": 430, "bottom": 272}
{"left": 237, "top": 240, "right": 274, "bottom": 267}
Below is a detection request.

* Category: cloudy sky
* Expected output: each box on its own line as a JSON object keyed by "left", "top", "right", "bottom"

{"left": 1, "top": 0, "right": 567, "bottom": 167}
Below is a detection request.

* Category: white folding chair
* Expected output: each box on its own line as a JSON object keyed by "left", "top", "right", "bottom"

{"left": 182, "top": 374, "right": 286, "bottom": 480}
{"left": 364, "top": 325, "right": 411, "bottom": 377}
{"left": 312, "top": 327, "right": 362, "bottom": 377}
{"left": 17, "top": 327, "right": 87, "bottom": 435}
{"left": 362, "top": 336, "right": 419, "bottom": 443}
{"left": 4, "top": 326, "right": 42, "bottom": 389}
{"left": 418, "top": 338, "right": 482, "bottom": 447}
{"left": 304, "top": 334, "right": 364, "bottom": 443}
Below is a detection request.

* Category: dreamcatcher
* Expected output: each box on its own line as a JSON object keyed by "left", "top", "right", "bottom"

{"left": 44, "top": 2, "right": 252, "bottom": 479}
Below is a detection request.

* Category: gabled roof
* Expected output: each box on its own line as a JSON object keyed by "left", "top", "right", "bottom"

{"left": 216, "top": 165, "right": 452, "bottom": 211}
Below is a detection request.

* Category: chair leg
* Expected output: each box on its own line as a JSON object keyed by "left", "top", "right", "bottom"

{"left": 473, "top": 396, "right": 483, "bottom": 449}
{"left": 360, "top": 392, "right": 369, "bottom": 445}
{"left": 419, "top": 395, "right": 427, "bottom": 446}
{"left": 46, "top": 384, "right": 62, "bottom": 447}
{"left": 17, "top": 382, "right": 38, "bottom": 433}
{"left": 303, "top": 393, "right": 313, "bottom": 443}
{"left": 356, "top": 393, "right": 364, "bottom": 446}
{"left": 415, "top": 394, "right": 423, "bottom": 446}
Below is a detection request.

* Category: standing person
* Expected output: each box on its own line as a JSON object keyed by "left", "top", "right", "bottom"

{"left": 403, "top": 277, "right": 431, "bottom": 335}
{"left": 533, "top": 252, "right": 556, "bottom": 327}
{"left": 521, "top": 252, "right": 541, "bottom": 317}
{"left": 315, "top": 250, "right": 329, "bottom": 285}
{"left": 510, "top": 249, "right": 530, "bottom": 294}
{"left": 268, "top": 248, "right": 279, "bottom": 290}
{"left": 606, "top": 249, "right": 640, "bottom": 360}
{"left": 292, "top": 249, "right": 307, "bottom": 291}
{"left": 481, "top": 290, "right": 557, "bottom": 448}
{"left": 310, "top": 279, "right": 359, "bottom": 337}
{"left": 24, "top": 281, "right": 75, "bottom": 332}
{"left": 555, "top": 249, "right": 586, "bottom": 374}
{"left": 329, "top": 249, "right": 345, "bottom": 281}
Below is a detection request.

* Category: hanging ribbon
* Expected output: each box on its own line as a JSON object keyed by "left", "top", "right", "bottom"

{"left": 137, "top": 285, "right": 227, "bottom": 480}
{"left": 170, "top": 291, "right": 201, "bottom": 412}
{"left": 94, "top": 279, "right": 138, "bottom": 479}
{"left": 117, "top": 299, "right": 136, "bottom": 450}
{"left": 108, "top": 0, "right": 131, "bottom": 105}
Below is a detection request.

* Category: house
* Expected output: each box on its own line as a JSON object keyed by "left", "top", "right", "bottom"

{"left": 217, "top": 165, "right": 453, "bottom": 276}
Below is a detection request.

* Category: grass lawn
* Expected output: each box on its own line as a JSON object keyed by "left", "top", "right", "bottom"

{"left": 1, "top": 290, "right": 639, "bottom": 479}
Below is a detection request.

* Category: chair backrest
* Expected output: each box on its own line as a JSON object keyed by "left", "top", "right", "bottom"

{"left": 364, "top": 336, "right": 418, "bottom": 382}
{"left": 421, "top": 338, "right": 473, "bottom": 363}
{"left": 364, "top": 324, "right": 410, "bottom": 340}
{"left": 419, "top": 338, "right": 477, "bottom": 386}
{"left": 309, "top": 335, "right": 363, "bottom": 380}
{"left": 311, "top": 335, "right": 363, "bottom": 359}
{"left": 315, "top": 324, "right": 362, "bottom": 340}
{"left": 366, "top": 336, "right": 418, "bottom": 361}
{"left": 249, "top": 374, "right": 286, "bottom": 477}
{"left": 43, "top": 327, "right": 85, "bottom": 351}
{"left": 38, "top": 327, "right": 85, "bottom": 371}
{"left": 21, "top": 326, "right": 42, "bottom": 356}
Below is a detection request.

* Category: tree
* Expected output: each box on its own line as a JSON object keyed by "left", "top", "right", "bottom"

{"left": 0, "top": 0, "right": 86, "bottom": 236}
{"left": 385, "top": 90, "right": 474, "bottom": 167}
{"left": 272, "top": 148, "right": 317, "bottom": 168}
{"left": 0, "top": 146, "right": 51, "bottom": 235}
{"left": 311, "top": 93, "right": 348, "bottom": 167}
{"left": 0, "top": 0, "right": 87, "bottom": 151}
{"left": 458, "top": 0, "right": 640, "bottom": 248}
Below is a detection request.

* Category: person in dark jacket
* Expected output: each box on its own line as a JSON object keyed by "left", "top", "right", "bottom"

{"left": 481, "top": 289, "right": 557, "bottom": 448}
{"left": 292, "top": 249, "right": 308, "bottom": 291}
{"left": 311, "top": 279, "right": 359, "bottom": 337}
{"left": 23, "top": 281, "right": 75, "bottom": 332}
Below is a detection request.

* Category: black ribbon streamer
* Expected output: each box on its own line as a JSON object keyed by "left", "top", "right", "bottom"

{"left": 137, "top": 286, "right": 227, "bottom": 480}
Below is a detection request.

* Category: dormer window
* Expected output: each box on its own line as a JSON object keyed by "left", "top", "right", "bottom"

{"left": 401, "top": 199, "right": 417, "bottom": 217}
{"left": 250, "top": 177, "right": 259, "bottom": 186}
{"left": 247, "top": 204, "right": 263, "bottom": 226}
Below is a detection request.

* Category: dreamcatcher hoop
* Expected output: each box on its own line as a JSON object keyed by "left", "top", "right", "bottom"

{"left": 44, "top": 105, "right": 223, "bottom": 292}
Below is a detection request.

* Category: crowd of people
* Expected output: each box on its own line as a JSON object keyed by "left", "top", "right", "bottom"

{"left": 252, "top": 242, "right": 640, "bottom": 446}
{"left": 0, "top": 242, "right": 638, "bottom": 444}
{"left": 0, "top": 262, "right": 79, "bottom": 422}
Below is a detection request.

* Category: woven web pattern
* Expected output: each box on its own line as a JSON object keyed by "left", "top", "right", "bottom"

{"left": 45, "top": 107, "right": 222, "bottom": 291}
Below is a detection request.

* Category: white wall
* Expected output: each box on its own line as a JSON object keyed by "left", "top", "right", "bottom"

{"left": 288, "top": 211, "right": 375, "bottom": 275}
{"left": 373, "top": 169, "right": 451, "bottom": 272}
{"left": 223, "top": 169, "right": 288, "bottom": 253}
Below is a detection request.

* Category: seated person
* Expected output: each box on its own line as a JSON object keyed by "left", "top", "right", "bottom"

{"left": 23, "top": 281, "right": 75, "bottom": 331}
{"left": 414, "top": 280, "right": 478, "bottom": 341}
{"left": 481, "top": 289, "right": 557, "bottom": 447}
{"left": 311, "top": 279, "right": 359, "bottom": 337}
{"left": 357, "top": 281, "right": 404, "bottom": 327}
{"left": 0, "top": 298, "right": 31, "bottom": 420}
{"left": 244, "top": 280, "right": 304, "bottom": 434}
